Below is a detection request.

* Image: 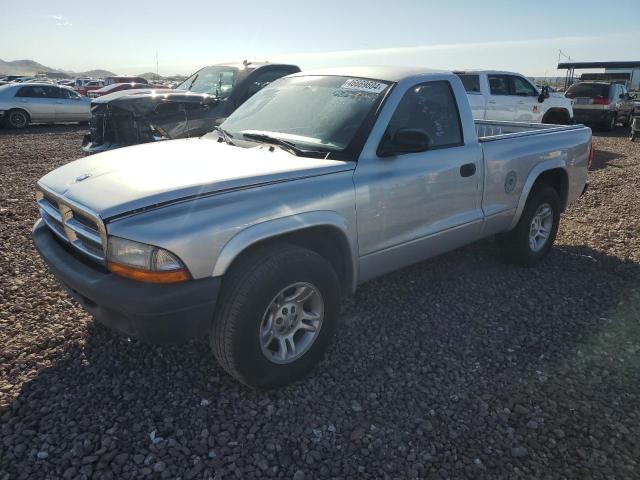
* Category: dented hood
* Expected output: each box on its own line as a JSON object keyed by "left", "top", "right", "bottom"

{"left": 91, "top": 88, "right": 220, "bottom": 115}
{"left": 38, "top": 138, "right": 354, "bottom": 220}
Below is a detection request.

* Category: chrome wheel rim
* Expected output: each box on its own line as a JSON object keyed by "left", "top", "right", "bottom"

{"left": 10, "top": 112, "right": 26, "bottom": 128}
{"left": 259, "top": 282, "right": 324, "bottom": 364}
{"left": 529, "top": 203, "right": 553, "bottom": 252}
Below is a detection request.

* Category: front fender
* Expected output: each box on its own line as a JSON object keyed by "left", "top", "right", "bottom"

{"left": 508, "top": 159, "right": 566, "bottom": 230}
{"left": 212, "top": 211, "right": 358, "bottom": 291}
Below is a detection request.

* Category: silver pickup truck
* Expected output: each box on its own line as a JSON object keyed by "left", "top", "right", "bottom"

{"left": 33, "top": 67, "right": 591, "bottom": 388}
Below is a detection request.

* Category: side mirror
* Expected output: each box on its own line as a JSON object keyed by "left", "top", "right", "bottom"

{"left": 538, "top": 86, "right": 550, "bottom": 103}
{"left": 378, "top": 128, "right": 432, "bottom": 157}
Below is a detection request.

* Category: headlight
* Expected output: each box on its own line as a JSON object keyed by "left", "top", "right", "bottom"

{"left": 106, "top": 236, "right": 190, "bottom": 283}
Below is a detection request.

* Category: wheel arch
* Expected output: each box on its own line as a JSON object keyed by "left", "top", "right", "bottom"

{"left": 212, "top": 212, "right": 358, "bottom": 294}
{"left": 508, "top": 161, "right": 569, "bottom": 230}
{"left": 541, "top": 108, "right": 572, "bottom": 125}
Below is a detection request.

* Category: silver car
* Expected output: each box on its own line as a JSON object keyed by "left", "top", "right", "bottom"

{"left": 0, "top": 83, "right": 91, "bottom": 128}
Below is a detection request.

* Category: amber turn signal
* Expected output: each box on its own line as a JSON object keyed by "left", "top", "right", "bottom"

{"left": 107, "top": 261, "right": 191, "bottom": 283}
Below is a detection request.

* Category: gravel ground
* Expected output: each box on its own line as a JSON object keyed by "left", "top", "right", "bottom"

{"left": 0, "top": 124, "right": 639, "bottom": 479}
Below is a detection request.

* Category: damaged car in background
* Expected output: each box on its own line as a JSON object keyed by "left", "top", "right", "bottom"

{"left": 82, "top": 61, "right": 300, "bottom": 154}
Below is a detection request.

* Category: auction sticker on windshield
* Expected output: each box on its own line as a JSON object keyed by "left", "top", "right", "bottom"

{"left": 340, "top": 79, "right": 387, "bottom": 94}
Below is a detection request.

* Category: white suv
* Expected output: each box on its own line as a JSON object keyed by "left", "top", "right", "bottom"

{"left": 456, "top": 71, "right": 574, "bottom": 124}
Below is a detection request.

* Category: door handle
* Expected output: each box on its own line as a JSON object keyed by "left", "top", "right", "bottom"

{"left": 517, "top": 100, "right": 525, "bottom": 104}
{"left": 488, "top": 100, "right": 496, "bottom": 104}
{"left": 56, "top": 101, "right": 63, "bottom": 104}
{"left": 460, "top": 163, "right": 476, "bottom": 177}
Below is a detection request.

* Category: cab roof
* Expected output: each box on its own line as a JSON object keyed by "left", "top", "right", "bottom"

{"left": 289, "top": 66, "right": 447, "bottom": 83}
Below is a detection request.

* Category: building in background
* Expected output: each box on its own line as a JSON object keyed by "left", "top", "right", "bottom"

{"left": 558, "top": 61, "right": 640, "bottom": 90}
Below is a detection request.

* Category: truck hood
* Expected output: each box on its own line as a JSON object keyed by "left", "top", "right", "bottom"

{"left": 92, "top": 88, "right": 219, "bottom": 115}
{"left": 38, "top": 138, "right": 354, "bottom": 220}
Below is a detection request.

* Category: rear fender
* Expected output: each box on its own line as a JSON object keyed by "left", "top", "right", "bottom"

{"left": 508, "top": 159, "right": 567, "bottom": 230}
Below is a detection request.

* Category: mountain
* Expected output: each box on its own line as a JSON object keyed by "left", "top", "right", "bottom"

{"left": 79, "top": 69, "right": 117, "bottom": 78}
{"left": 0, "top": 58, "right": 116, "bottom": 78}
{"left": 0, "top": 59, "right": 64, "bottom": 76}
{"left": 137, "top": 72, "right": 161, "bottom": 81}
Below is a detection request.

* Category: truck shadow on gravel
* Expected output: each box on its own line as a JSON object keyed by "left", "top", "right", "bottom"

{"left": 591, "top": 149, "right": 624, "bottom": 171}
{"left": 3, "top": 242, "right": 640, "bottom": 477}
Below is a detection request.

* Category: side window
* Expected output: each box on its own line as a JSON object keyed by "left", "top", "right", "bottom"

{"left": 456, "top": 74, "right": 481, "bottom": 93}
{"left": 16, "top": 86, "right": 35, "bottom": 97}
{"left": 60, "top": 88, "right": 80, "bottom": 99}
{"left": 488, "top": 75, "right": 510, "bottom": 95}
{"left": 511, "top": 76, "right": 537, "bottom": 97}
{"left": 386, "top": 80, "right": 463, "bottom": 149}
{"left": 245, "top": 70, "right": 292, "bottom": 98}
{"left": 16, "top": 86, "right": 49, "bottom": 98}
{"left": 46, "top": 86, "right": 66, "bottom": 98}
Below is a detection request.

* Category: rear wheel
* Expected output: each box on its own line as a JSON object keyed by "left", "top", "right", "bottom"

{"left": 210, "top": 244, "right": 341, "bottom": 388}
{"left": 6, "top": 109, "right": 29, "bottom": 129}
{"left": 497, "top": 185, "right": 560, "bottom": 266}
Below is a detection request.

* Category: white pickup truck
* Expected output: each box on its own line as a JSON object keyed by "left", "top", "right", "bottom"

{"left": 455, "top": 70, "right": 574, "bottom": 124}
{"left": 33, "top": 67, "right": 591, "bottom": 388}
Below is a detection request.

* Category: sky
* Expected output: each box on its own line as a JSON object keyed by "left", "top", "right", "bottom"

{"left": 1, "top": 0, "right": 639, "bottom": 77}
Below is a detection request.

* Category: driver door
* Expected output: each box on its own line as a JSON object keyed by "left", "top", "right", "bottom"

{"left": 353, "top": 80, "right": 484, "bottom": 281}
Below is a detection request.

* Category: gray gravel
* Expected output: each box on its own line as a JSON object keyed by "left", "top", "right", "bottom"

{"left": 1, "top": 124, "right": 639, "bottom": 479}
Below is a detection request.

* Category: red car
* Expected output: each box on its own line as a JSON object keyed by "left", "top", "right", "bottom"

{"left": 88, "top": 82, "right": 163, "bottom": 98}
{"left": 75, "top": 79, "right": 104, "bottom": 96}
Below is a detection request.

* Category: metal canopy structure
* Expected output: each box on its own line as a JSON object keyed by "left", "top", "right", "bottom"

{"left": 558, "top": 61, "right": 640, "bottom": 89}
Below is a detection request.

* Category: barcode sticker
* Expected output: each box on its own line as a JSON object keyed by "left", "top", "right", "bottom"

{"left": 340, "top": 79, "right": 387, "bottom": 94}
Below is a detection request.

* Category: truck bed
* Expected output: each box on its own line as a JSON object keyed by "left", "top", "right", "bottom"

{"left": 475, "top": 120, "right": 586, "bottom": 141}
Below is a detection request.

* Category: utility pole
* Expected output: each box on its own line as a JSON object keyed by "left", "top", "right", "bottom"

{"left": 156, "top": 52, "right": 159, "bottom": 81}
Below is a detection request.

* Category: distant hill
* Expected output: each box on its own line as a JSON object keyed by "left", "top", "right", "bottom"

{"left": 137, "top": 72, "right": 161, "bottom": 81}
{"left": 0, "top": 58, "right": 115, "bottom": 78}
{"left": 0, "top": 58, "right": 64, "bottom": 76}
{"left": 79, "top": 69, "right": 117, "bottom": 78}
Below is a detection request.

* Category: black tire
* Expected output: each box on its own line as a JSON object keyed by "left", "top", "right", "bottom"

{"left": 542, "top": 111, "right": 570, "bottom": 125}
{"left": 600, "top": 113, "right": 616, "bottom": 132}
{"left": 496, "top": 185, "right": 560, "bottom": 266}
{"left": 210, "top": 244, "right": 341, "bottom": 388}
{"left": 6, "top": 109, "right": 30, "bottom": 129}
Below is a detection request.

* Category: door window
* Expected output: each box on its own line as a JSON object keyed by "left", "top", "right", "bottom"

{"left": 245, "top": 70, "right": 294, "bottom": 98}
{"left": 60, "top": 88, "right": 80, "bottom": 99}
{"left": 488, "top": 75, "right": 510, "bottom": 95}
{"left": 511, "top": 76, "right": 537, "bottom": 96}
{"left": 387, "top": 81, "right": 463, "bottom": 149}
{"left": 455, "top": 74, "right": 481, "bottom": 93}
{"left": 16, "top": 86, "right": 53, "bottom": 98}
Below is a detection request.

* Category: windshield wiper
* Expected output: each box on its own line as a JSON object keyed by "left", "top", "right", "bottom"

{"left": 241, "top": 133, "right": 328, "bottom": 158}
{"left": 213, "top": 126, "right": 235, "bottom": 146}
{"left": 186, "top": 74, "right": 199, "bottom": 91}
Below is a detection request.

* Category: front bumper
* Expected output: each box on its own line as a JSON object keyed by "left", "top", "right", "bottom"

{"left": 32, "top": 220, "right": 220, "bottom": 344}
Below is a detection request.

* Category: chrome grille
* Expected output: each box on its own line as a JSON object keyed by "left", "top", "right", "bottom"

{"left": 37, "top": 188, "right": 107, "bottom": 263}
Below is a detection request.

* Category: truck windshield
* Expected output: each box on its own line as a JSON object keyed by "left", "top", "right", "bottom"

{"left": 220, "top": 75, "right": 391, "bottom": 152}
{"left": 176, "top": 66, "right": 237, "bottom": 97}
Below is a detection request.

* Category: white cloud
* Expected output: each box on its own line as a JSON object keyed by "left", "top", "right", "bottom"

{"left": 51, "top": 14, "right": 72, "bottom": 27}
{"left": 267, "top": 33, "right": 639, "bottom": 76}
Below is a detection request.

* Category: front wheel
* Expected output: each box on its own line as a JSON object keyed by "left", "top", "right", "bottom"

{"left": 210, "top": 244, "right": 341, "bottom": 388}
{"left": 497, "top": 185, "right": 560, "bottom": 266}
{"left": 6, "top": 109, "right": 30, "bottom": 129}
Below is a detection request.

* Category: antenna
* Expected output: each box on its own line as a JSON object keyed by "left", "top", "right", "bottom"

{"left": 156, "top": 51, "right": 159, "bottom": 81}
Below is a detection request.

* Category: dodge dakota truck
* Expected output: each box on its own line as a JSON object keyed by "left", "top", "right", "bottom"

{"left": 32, "top": 67, "right": 591, "bottom": 388}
